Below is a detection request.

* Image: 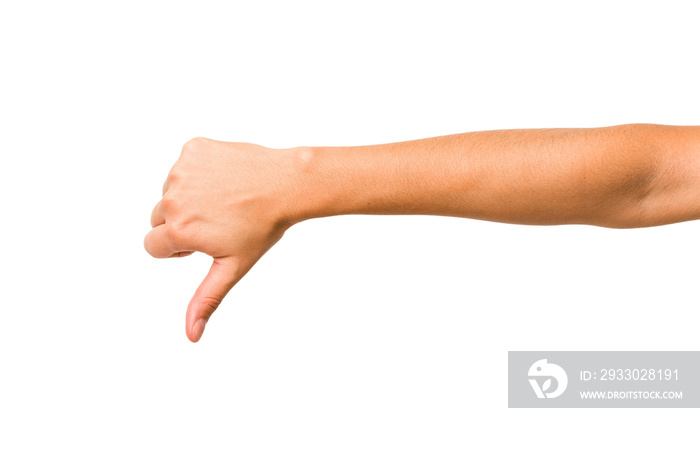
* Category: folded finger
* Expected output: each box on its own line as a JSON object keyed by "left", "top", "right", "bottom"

{"left": 144, "top": 224, "right": 179, "bottom": 258}
{"left": 150, "top": 200, "right": 166, "bottom": 228}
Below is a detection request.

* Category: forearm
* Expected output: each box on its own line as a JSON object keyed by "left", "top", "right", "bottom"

{"left": 287, "top": 124, "right": 699, "bottom": 228}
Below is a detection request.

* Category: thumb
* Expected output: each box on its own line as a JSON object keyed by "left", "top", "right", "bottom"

{"left": 186, "top": 257, "right": 241, "bottom": 342}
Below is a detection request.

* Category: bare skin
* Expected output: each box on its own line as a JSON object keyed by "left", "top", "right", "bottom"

{"left": 144, "top": 124, "right": 700, "bottom": 342}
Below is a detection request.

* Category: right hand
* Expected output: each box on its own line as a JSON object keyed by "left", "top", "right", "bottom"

{"left": 144, "top": 137, "right": 303, "bottom": 342}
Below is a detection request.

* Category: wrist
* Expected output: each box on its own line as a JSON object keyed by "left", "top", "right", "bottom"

{"left": 282, "top": 145, "right": 340, "bottom": 225}
{"left": 283, "top": 143, "right": 407, "bottom": 224}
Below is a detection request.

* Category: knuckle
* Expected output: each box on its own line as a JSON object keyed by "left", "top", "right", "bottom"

{"left": 164, "top": 165, "right": 184, "bottom": 191}
{"left": 167, "top": 217, "right": 193, "bottom": 239}
{"left": 181, "top": 137, "right": 207, "bottom": 156}
{"left": 163, "top": 177, "right": 184, "bottom": 200}
{"left": 199, "top": 295, "right": 223, "bottom": 318}
{"left": 159, "top": 192, "right": 181, "bottom": 214}
{"left": 168, "top": 164, "right": 184, "bottom": 180}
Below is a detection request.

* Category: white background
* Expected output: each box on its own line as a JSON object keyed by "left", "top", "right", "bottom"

{"left": 1, "top": 1, "right": 698, "bottom": 464}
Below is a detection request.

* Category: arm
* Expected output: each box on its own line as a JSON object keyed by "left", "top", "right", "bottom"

{"left": 144, "top": 124, "right": 700, "bottom": 342}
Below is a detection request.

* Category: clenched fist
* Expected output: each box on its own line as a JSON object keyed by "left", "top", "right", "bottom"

{"left": 144, "top": 138, "right": 307, "bottom": 342}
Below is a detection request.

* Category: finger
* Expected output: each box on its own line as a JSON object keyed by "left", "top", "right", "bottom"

{"left": 163, "top": 164, "right": 179, "bottom": 195}
{"left": 186, "top": 257, "right": 242, "bottom": 342}
{"left": 144, "top": 224, "right": 188, "bottom": 258}
{"left": 150, "top": 200, "right": 165, "bottom": 228}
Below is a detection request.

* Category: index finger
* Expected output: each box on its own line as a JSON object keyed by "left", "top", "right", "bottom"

{"left": 144, "top": 224, "right": 193, "bottom": 258}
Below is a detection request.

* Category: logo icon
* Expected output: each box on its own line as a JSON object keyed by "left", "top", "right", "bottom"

{"left": 528, "top": 359, "right": 568, "bottom": 399}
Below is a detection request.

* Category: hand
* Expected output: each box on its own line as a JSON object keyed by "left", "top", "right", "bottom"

{"left": 144, "top": 138, "right": 302, "bottom": 342}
